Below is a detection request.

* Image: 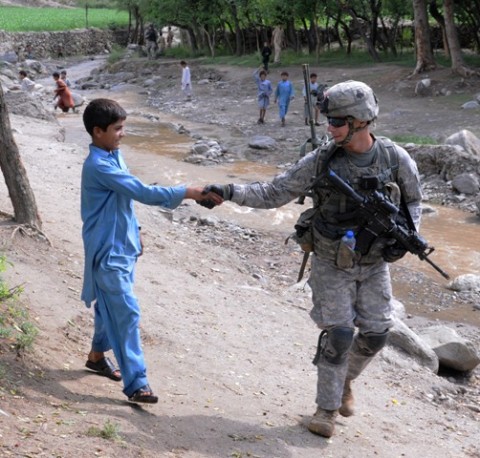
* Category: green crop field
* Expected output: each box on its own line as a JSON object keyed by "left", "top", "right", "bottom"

{"left": 0, "top": 6, "right": 128, "bottom": 32}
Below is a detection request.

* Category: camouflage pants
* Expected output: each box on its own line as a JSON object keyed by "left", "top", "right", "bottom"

{"left": 308, "top": 254, "right": 393, "bottom": 410}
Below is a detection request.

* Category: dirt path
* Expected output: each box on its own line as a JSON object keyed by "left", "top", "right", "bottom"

{"left": 0, "top": 57, "right": 479, "bottom": 458}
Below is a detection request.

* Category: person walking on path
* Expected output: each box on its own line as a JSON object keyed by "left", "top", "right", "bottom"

{"left": 253, "top": 67, "right": 273, "bottom": 124}
{"left": 180, "top": 60, "right": 192, "bottom": 101}
{"left": 261, "top": 42, "right": 272, "bottom": 72}
{"left": 81, "top": 98, "right": 222, "bottom": 403}
{"left": 271, "top": 26, "right": 284, "bottom": 64}
{"left": 196, "top": 80, "right": 422, "bottom": 438}
{"left": 274, "top": 71, "right": 295, "bottom": 127}
{"left": 303, "top": 72, "right": 322, "bottom": 126}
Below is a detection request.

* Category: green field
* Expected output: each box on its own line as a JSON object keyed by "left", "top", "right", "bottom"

{"left": 0, "top": 6, "right": 129, "bottom": 32}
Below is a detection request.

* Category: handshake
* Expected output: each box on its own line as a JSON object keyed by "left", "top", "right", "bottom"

{"left": 196, "top": 184, "right": 233, "bottom": 209}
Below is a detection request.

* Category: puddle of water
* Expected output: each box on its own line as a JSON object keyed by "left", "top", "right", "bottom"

{"left": 398, "top": 207, "right": 480, "bottom": 280}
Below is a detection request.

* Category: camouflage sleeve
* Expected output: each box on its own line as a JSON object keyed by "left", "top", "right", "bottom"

{"left": 231, "top": 150, "right": 318, "bottom": 209}
{"left": 396, "top": 145, "right": 423, "bottom": 229}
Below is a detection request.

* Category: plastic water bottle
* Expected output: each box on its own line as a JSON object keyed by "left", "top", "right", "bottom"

{"left": 336, "top": 230, "right": 356, "bottom": 269}
{"left": 341, "top": 230, "right": 356, "bottom": 250}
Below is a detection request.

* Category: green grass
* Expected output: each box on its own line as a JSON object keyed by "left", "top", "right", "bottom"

{"left": 390, "top": 134, "right": 436, "bottom": 145}
{"left": 0, "top": 6, "right": 128, "bottom": 32}
{"left": 0, "top": 256, "right": 37, "bottom": 354}
{"left": 86, "top": 420, "right": 122, "bottom": 441}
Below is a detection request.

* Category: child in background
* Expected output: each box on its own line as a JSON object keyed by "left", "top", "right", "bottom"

{"left": 81, "top": 98, "right": 222, "bottom": 403}
{"left": 60, "top": 70, "right": 72, "bottom": 88}
{"left": 253, "top": 67, "right": 273, "bottom": 124}
{"left": 52, "top": 71, "right": 74, "bottom": 113}
{"left": 303, "top": 72, "right": 321, "bottom": 126}
{"left": 180, "top": 60, "right": 192, "bottom": 101}
{"left": 274, "top": 71, "right": 295, "bottom": 127}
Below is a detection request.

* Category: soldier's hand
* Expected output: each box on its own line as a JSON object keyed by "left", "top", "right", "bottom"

{"left": 382, "top": 242, "right": 407, "bottom": 263}
{"left": 203, "top": 184, "right": 233, "bottom": 200}
{"left": 195, "top": 184, "right": 232, "bottom": 209}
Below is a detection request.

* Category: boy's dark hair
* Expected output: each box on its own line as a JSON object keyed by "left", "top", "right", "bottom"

{"left": 259, "top": 70, "right": 267, "bottom": 77}
{"left": 281, "top": 71, "right": 289, "bottom": 77}
{"left": 180, "top": 60, "right": 187, "bottom": 65}
{"left": 52, "top": 72, "right": 60, "bottom": 78}
{"left": 19, "top": 70, "right": 27, "bottom": 77}
{"left": 310, "top": 73, "right": 317, "bottom": 78}
{"left": 83, "top": 98, "right": 127, "bottom": 136}
{"left": 60, "top": 70, "right": 67, "bottom": 75}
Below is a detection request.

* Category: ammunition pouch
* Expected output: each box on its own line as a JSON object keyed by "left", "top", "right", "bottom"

{"left": 288, "top": 207, "right": 317, "bottom": 253}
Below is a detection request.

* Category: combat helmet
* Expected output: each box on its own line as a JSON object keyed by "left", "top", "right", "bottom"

{"left": 320, "top": 80, "right": 379, "bottom": 122}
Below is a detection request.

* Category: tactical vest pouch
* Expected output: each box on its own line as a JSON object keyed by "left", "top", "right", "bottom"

{"left": 288, "top": 207, "right": 317, "bottom": 253}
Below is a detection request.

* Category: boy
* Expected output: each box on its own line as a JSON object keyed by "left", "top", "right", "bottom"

{"left": 180, "top": 60, "right": 192, "bottom": 101}
{"left": 52, "top": 71, "right": 74, "bottom": 113}
{"left": 274, "top": 71, "right": 295, "bottom": 127}
{"left": 18, "top": 70, "right": 35, "bottom": 93}
{"left": 261, "top": 42, "right": 272, "bottom": 72}
{"left": 302, "top": 72, "right": 321, "bottom": 126}
{"left": 253, "top": 67, "right": 273, "bottom": 124}
{"left": 60, "top": 70, "right": 72, "bottom": 88}
{"left": 81, "top": 98, "right": 222, "bottom": 403}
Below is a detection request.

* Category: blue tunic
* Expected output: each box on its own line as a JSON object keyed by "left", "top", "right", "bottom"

{"left": 81, "top": 144, "right": 186, "bottom": 306}
{"left": 253, "top": 69, "right": 273, "bottom": 109}
{"left": 81, "top": 144, "right": 187, "bottom": 397}
{"left": 275, "top": 80, "right": 295, "bottom": 119}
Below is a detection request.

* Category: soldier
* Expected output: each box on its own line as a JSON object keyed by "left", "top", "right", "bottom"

{"left": 197, "top": 81, "right": 422, "bottom": 438}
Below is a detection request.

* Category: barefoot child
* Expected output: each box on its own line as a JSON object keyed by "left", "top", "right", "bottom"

{"left": 253, "top": 67, "right": 273, "bottom": 124}
{"left": 81, "top": 98, "right": 222, "bottom": 403}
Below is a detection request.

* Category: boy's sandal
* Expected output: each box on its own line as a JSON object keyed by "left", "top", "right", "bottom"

{"left": 128, "top": 384, "right": 158, "bottom": 404}
{"left": 85, "top": 357, "right": 122, "bottom": 382}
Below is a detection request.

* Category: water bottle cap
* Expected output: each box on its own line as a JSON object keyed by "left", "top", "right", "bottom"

{"left": 346, "top": 230, "right": 354, "bottom": 238}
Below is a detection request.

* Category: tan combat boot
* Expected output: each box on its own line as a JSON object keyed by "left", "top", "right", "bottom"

{"left": 307, "top": 407, "right": 338, "bottom": 438}
{"left": 339, "top": 380, "right": 354, "bottom": 417}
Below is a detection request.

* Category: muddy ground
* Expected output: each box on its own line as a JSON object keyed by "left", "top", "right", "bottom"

{"left": 0, "top": 55, "right": 479, "bottom": 457}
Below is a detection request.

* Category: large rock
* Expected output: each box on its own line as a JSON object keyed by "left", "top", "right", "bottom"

{"left": 445, "top": 129, "right": 480, "bottom": 157}
{"left": 415, "top": 78, "right": 432, "bottom": 97}
{"left": 418, "top": 325, "right": 480, "bottom": 372}
{"left": 451, "top": 172, "right": 480, "bottom": 194}
{"left": 447, "top": 274, "right": 480, "bottom": 292}
{"left": 4, "top": 91, "right": 56, "bottom": 122}
{"left": 388, "top": 318, "right": 439, "bottom": 373}
{"left": 248, "top": 135, "right": 276, "bottom": 150}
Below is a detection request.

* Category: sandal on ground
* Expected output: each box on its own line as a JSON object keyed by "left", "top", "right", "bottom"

{"left": 85, "top": 357, "right": 122, "bottom": 382}
{"left": 128, "top": 384, "right": 158, "bottom": 404}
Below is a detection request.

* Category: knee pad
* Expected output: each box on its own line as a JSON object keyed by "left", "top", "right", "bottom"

{"left": 354, "top": 330, "right": 389, "bottom": 357}
{"left": 313, "top": 326, "right": 355, "bottom": 365}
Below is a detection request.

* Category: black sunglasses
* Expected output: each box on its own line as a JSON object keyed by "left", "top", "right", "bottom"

{"left": 327, "top": 117, "right": 348, "bottom": 127}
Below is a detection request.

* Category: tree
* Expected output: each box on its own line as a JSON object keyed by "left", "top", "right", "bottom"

{"left": 443, "top": 0, "right": 478, "bottom": 76}
{"left": 412, "top": 0, "right": 436, "bottom": 74}
{"left": 0, "top": 87, "right": 42, "bottom": 230}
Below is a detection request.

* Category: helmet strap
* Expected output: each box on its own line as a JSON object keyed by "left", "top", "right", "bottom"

{"left": 336, "top": 118, "right": 371, "bottom": 147}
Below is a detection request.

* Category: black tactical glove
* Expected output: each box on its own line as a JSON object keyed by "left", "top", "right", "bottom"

{"left": 382, "top": 241, "right": 408, "bottom": 263}
{"left": 203, "top": 184, "right": 233, "bottom": 200}
{"left": 196, "top": 184, "right": 233, "bottom": 209}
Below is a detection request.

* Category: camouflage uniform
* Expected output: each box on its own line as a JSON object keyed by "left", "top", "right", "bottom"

{"left": 231, "top": 137, "right": 422, "bottom": 411}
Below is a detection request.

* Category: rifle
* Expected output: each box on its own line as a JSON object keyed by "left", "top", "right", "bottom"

{"left": 326, "top": 169, "right": 450, "bottom": 280}
{"left": 296, "top": 63, "right": 325, "bottom": 205}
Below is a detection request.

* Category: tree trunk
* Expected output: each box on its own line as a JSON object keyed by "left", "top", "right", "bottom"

{"left": 443, "top": 0, "right": 471, "bottom": 76}
{"left": 0, "top": 86, "right": 42, "bottom": 229}
{"left": 429, "top": 0, "right": 449, "bottom": 58}
{"left": 412, "top": 0, "right": 437, "bottom": 74}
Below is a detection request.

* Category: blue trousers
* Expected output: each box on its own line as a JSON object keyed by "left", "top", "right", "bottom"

{"left": 278, "top": 101, "right": 290, "bottom": 119}
{"left": 91, "top": 271, "right": 148, "bottom": 398}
